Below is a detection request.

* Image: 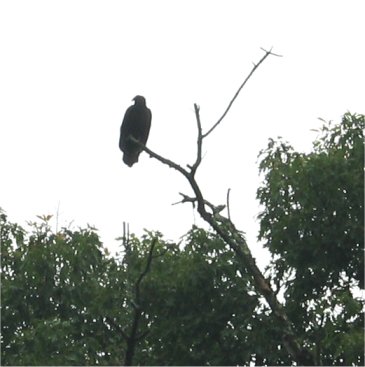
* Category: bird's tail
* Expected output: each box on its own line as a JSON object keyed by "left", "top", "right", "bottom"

{"left": 123, "top": 152, "right": 139, "bottom": 167}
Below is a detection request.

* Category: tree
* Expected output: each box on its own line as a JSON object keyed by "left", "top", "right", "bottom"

{"left": 2, "top": 112, "right": 364, "bottom": 367}
{"left": 133, "top": 48, "right": 314, "bottom": 364}
{"left": 1, "top": 212, "right": 127, "bottom": 365}
{"left": 132, "top": 227, "right": 261, "bottom": 365}
{"left": 2, "top": 44, "right": 363, "bottom": 364}
{"left": 0, "top": 213, "right": 297, "bottom": 365}
{"left": 257, "top": 112, "right": 364, "bottom": 365}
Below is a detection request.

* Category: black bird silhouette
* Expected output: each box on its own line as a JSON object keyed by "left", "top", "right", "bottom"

{"left": 119, "top": 96, "right": 152, "bottom": 167}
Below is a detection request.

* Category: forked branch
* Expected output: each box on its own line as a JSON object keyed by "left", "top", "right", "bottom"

{"left": 202, "top": 47, "right": 282, "bottom": 138}
{"left": 133, "top": 48, "right": 313, "bottom": 365}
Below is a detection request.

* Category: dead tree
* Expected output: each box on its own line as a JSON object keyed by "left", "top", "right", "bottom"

{"left": 132, "top": 48, "right": 314, "bottom": 365}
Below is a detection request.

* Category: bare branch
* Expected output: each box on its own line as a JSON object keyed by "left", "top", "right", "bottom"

{"left": 123, "top": 221, "right": 130, "bottom": 247}
{"left": 202, "top": 48, "right": 280, "bottom": 139}
{"left": 133, "top": 138, "right": 209, "bottom": 217}
{"left": 226, "top": 188, "right": 231, "bottom": 220}
{"left": 260, "top": 46, "right": 283, "bottom": 58}
{"left": 175, "top": 192, "right": 225, "bottom": 214}
{"left": 131, "top": 137, "right": 190, "bottom": 179}
{"left": 189, "top": 103, "right": 203, "bottom": 176}
{"left": 128, "top": 49, "right": 313, "bottom": 364}
{"left": 135, "top": 142, "right": 312, "bottom": 364}
{"left": 172, "top": 193, "right": 195, "bottom": 207}
{"left": 175, "top": 192, "right": 197, "bottom": 205}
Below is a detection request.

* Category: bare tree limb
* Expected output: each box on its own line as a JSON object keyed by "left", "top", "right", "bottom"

{"left": 174, "top": 192, "right": 225, "bottom": 214}
{"left": 202, "top": 48, "right": 282, "bottom": 139}
{"left": 226, "top": 188, "right": 231, "bottom": 220}
{"left": 131, "top": 137, "right": 190, "bottom": 178}
{"left": 136, "top": 141, "right": 312, "bottom": 364}
{"left": 189, "top": 104, "right": 203, "bottom": 176}
{"left": 132, "top": 48, "right": 313, "bottom": 365}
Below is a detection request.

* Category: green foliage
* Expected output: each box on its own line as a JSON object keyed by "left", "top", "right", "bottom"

{"left": 133, "top": 227, "right": 259, "bottom": 365}
{"left": 1, "top": 112, "right": 363, "bottom": 365}
{"left": 1, "top": 212, "right": 290, "bottom": 365}
{"left": 257, "top": 112, "right": 364, "bottom": 365}
{"left": 1, "top": 211, "right": 126, "bottom": 365}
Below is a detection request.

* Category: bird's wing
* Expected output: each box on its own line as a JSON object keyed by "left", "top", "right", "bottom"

{"left": 139, "top": 107, "right": 152, "bottom": 145}
{"left": 119, "top": 106, "right": 134, "bottom": 151}
{"left": 120, "top": 106, "right": 134, "bottom": 135}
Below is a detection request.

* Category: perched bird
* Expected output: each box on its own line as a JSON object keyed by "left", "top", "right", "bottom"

{"left": 119, "top": 95, "right": 152, "bottom": 167}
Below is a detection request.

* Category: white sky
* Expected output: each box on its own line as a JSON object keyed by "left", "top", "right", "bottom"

{"left": 1, "top": 1, "right": 364, "bottom": 269}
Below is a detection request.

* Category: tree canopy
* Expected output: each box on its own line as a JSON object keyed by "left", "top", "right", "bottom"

{"left": 1, "top": 112, "right": 364, "bottom": 365}
{"left": 257, "top": 112, "right": 364, "bottom": 365}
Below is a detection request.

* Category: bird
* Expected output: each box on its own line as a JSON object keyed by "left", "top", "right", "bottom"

{"left": 119, "top": 95, "right": 152, "bottom": 167}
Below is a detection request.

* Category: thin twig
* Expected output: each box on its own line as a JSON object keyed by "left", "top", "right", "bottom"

{"left": 189, "top": 104, "right": 203, "bottom": 176}
{"left": 175, "top": 192, "right": 225, "bottom": 214}
{"left": 226, "top": 188, "right": 231, "bottom": 220}
{"left": 202, "top": 48, "right": 281, "bottom": 138}
{"left": 55, "top": 201, "right": 61, "bottom": 233}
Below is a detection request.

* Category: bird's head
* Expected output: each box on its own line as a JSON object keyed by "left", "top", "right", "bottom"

{"left": 133, "top": 95, "right": 146, "bottom": 105}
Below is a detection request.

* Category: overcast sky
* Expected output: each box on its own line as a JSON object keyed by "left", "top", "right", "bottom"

{"left": 1, "top": 1, "right": 364, "bottom": 269}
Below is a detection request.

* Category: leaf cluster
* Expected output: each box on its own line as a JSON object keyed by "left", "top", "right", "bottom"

{"left": 1, "top": 212, "right": 126, "bottom": 365}
{"left": 1, "top": 213, "right": 292, "bottom": 365}
{"left": 257, "top": 112, "right": 364, "bottom": 365}
{"left": 1, "top": 113, "right": 363, "bottom": 365}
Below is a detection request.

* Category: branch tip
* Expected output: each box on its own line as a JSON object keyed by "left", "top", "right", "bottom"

{"left": 260, "top": 47, "right": 283, "bottom": 58}
{"left": 202, "top": 47, "right": 278, "bottom": 139}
